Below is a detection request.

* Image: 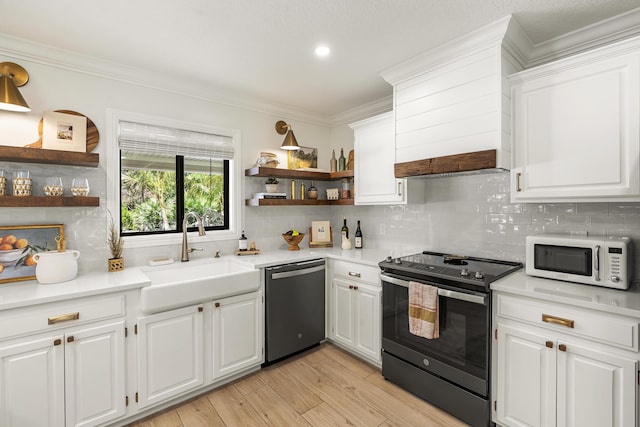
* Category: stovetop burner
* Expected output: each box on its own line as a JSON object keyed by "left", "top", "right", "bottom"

{"left": 379, "top": 251, "right": 522, "bottom": 291}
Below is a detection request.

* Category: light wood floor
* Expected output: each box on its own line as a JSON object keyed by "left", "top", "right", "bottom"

{"left": 129, "top": 343, "right": 468, "bottom": 427}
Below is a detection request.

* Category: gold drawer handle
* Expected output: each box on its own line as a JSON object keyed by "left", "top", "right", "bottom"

{"left": 48, "top": 312, "right": 80, "bottom": 325}
{"left": 542, "top": 313, "right": 574, "bottom": 329}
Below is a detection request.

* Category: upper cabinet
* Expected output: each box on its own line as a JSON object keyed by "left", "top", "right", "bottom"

{"left": 510, "top": 36, "right": 640, "bottom": 202}
{"left": 349, "top": 112, "right": 423, "bottom": 205}
{"left": 380, "top": 16, "right": 532, "bottom": 178}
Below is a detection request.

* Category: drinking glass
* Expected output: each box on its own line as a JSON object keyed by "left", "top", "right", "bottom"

{"left": 12, "top": 170, "right": 32, "bottom": 197}
{"left": 44, "top": 176, "right": 64, "bottom": 196}
{"left": 71, "top": 178, "right": 90, "bottom": 196}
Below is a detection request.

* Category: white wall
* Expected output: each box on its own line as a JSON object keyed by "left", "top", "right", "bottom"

{"left": 0, "top": 42, "right": 332, "bottom": 272}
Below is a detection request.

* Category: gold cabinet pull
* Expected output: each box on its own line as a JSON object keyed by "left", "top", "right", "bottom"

{"left": 48, "top": 312, "right": 80, "bottom": 325}
{"left": 545, "top": 341, "right": 553, "bottom": 349}
{"left": 53, "top": 339, "right": 62, "bottom": 346}
{"left": 559, "top": 344, "right": 567, "bottom": 352}
{"left": 542, "top": 313, "right": 574, "bottom": 328}
{"left": 348, "top": 272, "right": 361, "bottom": 278}
{"left": 215, "top": 302, "right": 220, "bottom": 308}
{"left": 67, "top": 336, "right": 74, "bottom": 343}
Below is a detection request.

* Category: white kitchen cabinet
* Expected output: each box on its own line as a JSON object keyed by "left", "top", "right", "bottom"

{"left": 329, "top": 260, "right": 381, "bottom": 365}
{"left": 210, "top": 291, "right": 262, "bottom": 380}
{"left": 349, "top": 112, "right": 423, "bottom": 205}
{"left": 494, "top": 294, "right": 637, "bottom": 427}
{"left": 510, "top": 37, "right": 640, "bottom": 202}
{"left": 0, "top": 294, "right": 127, "bottom": 427}
{"left": 136, "top": 304, "right": 204, "bottom": 409}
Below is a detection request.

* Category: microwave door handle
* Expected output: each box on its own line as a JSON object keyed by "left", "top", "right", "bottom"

{"left": 594, "top": 245, "right": 600, "bottom": 281}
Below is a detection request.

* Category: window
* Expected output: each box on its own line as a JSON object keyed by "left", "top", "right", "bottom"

{"left": 117, "top": 121, "right": 233, "bottom": 236}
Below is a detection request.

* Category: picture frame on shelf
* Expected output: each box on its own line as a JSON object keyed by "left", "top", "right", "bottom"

{"left": 0, "top": 224, "right": 64, "bottom": 283}
{"left": 288, "top": 146, "right": 318, "bottom": 170}
{"left": 42, "top": 111, "right": 87, "bottom": 152}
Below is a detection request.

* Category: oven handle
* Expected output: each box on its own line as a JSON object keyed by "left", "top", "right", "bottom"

{"left": 380, "top": 274, "right": 487, "bottom": 306}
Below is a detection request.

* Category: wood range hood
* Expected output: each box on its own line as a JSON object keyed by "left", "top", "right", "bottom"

{"left": 394, "top": 149, "right": 503, "bottom": 178}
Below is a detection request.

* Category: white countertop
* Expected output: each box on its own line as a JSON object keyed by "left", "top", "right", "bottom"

{"left": 0, "top": 268, "right": 151, "bottom": 311}
{"left": 0, "top": 248, "right": 398, "bottom": 311}
{"left": 492, "top": 271, "right": 640, "bottom": 318}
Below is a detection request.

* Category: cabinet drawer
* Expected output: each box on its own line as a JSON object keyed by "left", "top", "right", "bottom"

{"left": 331, "top": 260, "right": 379, "bottom": 285}
{"left": 496, "top": 294, "right": 639, "bottom": 351}
{"left": 0, "top": 294, "right": 125, "bottom": 341}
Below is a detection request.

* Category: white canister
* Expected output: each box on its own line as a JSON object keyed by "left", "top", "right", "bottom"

{"left": 33, "top": 250, "right": 80, "bottom": 284}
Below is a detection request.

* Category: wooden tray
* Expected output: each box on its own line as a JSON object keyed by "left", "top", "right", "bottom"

{"left": 235, "top": 249, "right": 260, "bottom": 256}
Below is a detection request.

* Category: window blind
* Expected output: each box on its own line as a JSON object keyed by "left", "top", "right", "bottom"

{"left": 118, "top": 121, "right": 234, "bottom": 160}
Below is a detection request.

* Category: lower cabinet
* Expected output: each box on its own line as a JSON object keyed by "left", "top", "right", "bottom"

{"left": 329, "top": 260, "right": 381, "bottom": 365}
{"left": 136, "top": 304, "right": 205, "bottom": 409}
{"left": 494, "top": 294, "right": 638, "bottom": 427}
{"left": 210, "top": 291, "right": 263, "bottom": 380}
{"left": 0, "top": 319, "right": 126, "bottom": 427}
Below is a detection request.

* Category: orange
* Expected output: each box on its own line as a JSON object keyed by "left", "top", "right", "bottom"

{"left": 2, "top": 235, "right": 16, "bottom": 245}
{"left": 0, "top": 244, "right": 13, "bottom": 251}
{"left": 14, "top": 238, "right": 28, "bottom": 249}
{"left": 24, "top": 255, "right": 35, "bottom": 267}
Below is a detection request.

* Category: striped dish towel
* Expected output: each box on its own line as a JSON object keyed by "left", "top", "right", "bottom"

{"left": 408, "top": 281, "right": 439, "bottom": 339}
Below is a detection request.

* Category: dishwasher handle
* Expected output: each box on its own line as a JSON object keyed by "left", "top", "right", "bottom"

{"left": 270, "top": 264, "right": 325, "bottom": 280}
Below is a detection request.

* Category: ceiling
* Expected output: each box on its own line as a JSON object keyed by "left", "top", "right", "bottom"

{"left": 1, "top": 0, "right": 639, "bottom": 120}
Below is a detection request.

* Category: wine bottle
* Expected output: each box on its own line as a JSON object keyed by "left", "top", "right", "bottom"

{"left": 330, "top": 150, "right": 337, "bottom": 172}
{"left": 341, "top": 217, "right": 349, "bottom": 239}
{"left": 239, "top": 230, "right": 248, "bottom": 251}
{"left": 338, "top": 148, "right": 346, "bottom": 171}
{"left": 354, "top": 220, "right": 363, "bottom": 249}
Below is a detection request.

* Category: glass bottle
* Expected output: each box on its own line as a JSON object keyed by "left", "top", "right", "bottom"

{"left": 354, "top": 220, "right": 363, "bottom": 249}
{"left": 341, "top": 217, "right": 349, "bottom": 239}
{"left": 239, "top": 230, "right": 248, "bottom": 251}
{"left": 330, "top": 150, "right": 337, "bottom": 172}
{"left": 338, "top": 148, "right": 346, "bottom": 171}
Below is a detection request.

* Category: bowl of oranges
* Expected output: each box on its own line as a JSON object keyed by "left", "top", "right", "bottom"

{"left": 0, "top": 235, "right": 29, "bottom": 264}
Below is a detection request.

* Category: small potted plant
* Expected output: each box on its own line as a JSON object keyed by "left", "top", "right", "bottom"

{"left": 265, "top": 177, "right": 279, "bottom": 193}
{"left": 107, "top": 211, "right": 124, "bottom": 272}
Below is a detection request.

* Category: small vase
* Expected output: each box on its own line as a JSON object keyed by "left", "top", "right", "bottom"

{"left": 108, "top": 257, "right": 124, "bottom": 272}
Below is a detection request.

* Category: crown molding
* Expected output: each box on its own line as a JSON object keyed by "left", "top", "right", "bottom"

{"left": 327, "top": 95, "right": 392, "bottom": 127}
{"left": 527, "top": 7, "right": 640, "bottom": 67}
{"left": 0, "top": 32, "right": 331, "bottom": 127}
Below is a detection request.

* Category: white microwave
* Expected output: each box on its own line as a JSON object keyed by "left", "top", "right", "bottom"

{"left": 525, "top": 235, "right": 633, "bottom": 289}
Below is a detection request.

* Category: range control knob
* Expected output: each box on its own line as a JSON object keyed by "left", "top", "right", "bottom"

{"left": 386, "top": 256, "right": 393, "bottom": 262}
{"left": 394, "top": 258, "right": 402, "bottom": 265}
{"left": 475, "top": 271, "right": 485, "bottom": 280}
{"left": 611, "top": 276, "right": 620, "bottom": 283}
{"left": 460, "top": 268, "right": 469, "bottom": 277}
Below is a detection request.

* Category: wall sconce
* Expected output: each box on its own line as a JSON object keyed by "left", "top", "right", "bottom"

{"left": 0, "top": 62, "right": 31, "bottom": 112}
{"left": 275, "top": 120, "right": 300, "bottom": 150}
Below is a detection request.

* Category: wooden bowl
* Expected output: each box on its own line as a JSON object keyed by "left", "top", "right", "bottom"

{"left": 282, "top": 233, "right": 305, "bottom": 251}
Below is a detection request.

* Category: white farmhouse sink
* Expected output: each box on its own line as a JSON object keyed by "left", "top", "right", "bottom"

{"left": 140, "top": 258, "right": 260, "bottom": 313}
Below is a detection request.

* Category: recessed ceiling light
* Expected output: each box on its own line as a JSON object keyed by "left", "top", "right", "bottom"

{"left": 315, "top": 45, "right": 330, "bottom": 57}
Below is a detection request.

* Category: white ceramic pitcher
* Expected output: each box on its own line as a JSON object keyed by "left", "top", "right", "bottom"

{"left": 33, "top": 250, "right": 80, "bottom": 284}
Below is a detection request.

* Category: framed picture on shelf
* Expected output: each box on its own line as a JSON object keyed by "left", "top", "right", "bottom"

{"left": 42, "top": 111, "right": 87, "bottom": 152}
{"left": 309, "top": 220, "right": 333, "bottom": 248}
{"left": 288, "top": 146, "right": 318, "bottom": 170}
{"left": 0, "top": 224, "right": 64, "bottom": 284}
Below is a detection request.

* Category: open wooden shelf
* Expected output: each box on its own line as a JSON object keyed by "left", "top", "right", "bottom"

{"left": 0, "top": 196, "right": 100, "bottom": 207}
{"left": 245, "top": 198, "right": 354, "bottom": 207}
{"left": 245, "top": 166, "right": 353, "bottom": 181}
{"left": 0, "top": 146, "right": 99, "bottom": 167}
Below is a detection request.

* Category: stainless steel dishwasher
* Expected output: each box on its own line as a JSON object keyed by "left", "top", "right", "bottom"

{"left": 264, "top": 259, "right": 325, "bottom": 364}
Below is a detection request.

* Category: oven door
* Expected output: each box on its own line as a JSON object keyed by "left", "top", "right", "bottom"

{"left": 380, "top": 273, "right": 490, "bottom": 397}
